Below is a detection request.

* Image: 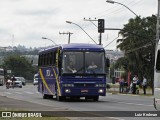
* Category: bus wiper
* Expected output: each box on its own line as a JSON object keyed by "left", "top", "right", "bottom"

{"left": 74, "top": 67, "right": 84, "bottom": 74}
{"left": 89, "top": 69, "right": 97, "bottom": 75}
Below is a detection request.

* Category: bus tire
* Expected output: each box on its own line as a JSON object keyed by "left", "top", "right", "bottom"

{"left": 43, "top": 94, "right": 47, "bottom": 99}
{"left": 93, "top": 96, "right": 99, "bottom": 101}
{"left": 48, "top": 95, "right": 53, "bottom": 99}
{"left": 56, "top": 88, "right": 64, "bottom": 101}
{"left": 56, "top": 94, "right": 65, "bottom": 101}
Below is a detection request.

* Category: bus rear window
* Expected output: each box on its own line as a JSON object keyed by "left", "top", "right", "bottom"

{"left": 156, "top": 50, "right": 160, "bottom": 71}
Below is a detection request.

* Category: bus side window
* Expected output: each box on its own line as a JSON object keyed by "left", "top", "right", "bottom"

{"left": 38, "top": 55, "right": 41, "bottom": 67}
{"left": 49, "top": 52, "right": 52, "bottom": 65}
{"left": 42, "top": 54, "right": 45, "bottom": 66}
{"left": 156, "top": 50, "right": 160, "bottom": 71}
{"left": 53, "top": 51, "right": 57, "bottom": 65}
{"left": 46, "top": 53, "right": 50, "bottom": 65}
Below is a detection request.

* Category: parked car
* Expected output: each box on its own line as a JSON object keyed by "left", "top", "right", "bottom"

{"left": 15, "top": 77, "right": 26, "bottom": 86}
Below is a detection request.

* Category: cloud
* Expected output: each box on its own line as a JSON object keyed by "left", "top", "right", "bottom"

{"left": 16, "top": 8, "right": 59, "bottom": 16}
{"left": 0, "top": 0, "right": 158, "bottom": 49}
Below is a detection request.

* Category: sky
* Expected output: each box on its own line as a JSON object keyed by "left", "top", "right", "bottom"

{"left": 0, "top": 0, "right": 158, "bottom": 50}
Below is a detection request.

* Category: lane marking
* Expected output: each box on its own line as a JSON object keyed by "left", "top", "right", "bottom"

{"left": 4, "top": 92, "right": 11, "bottom": 95}
{"left": 114, "top": 101, "right": 153, "bottom": 107}
{"left": 24, "top": 91, "right": 34, "bottom": 94}
{"left": 15, "top": 92, "right": 22, "bottom": 94}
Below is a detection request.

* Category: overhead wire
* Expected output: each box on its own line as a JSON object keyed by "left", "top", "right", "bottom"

{"left": 65, "top": 0, "right": 143, "bottom": 46}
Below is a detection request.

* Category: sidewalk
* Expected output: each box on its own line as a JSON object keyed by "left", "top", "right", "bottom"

{"left": 107, "top": 83, "right": 153, "bottom": 96}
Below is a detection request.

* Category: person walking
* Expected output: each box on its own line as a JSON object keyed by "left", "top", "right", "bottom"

{"left": 132, "top": 75, "right": 138, "bottom": 94}
{"left": 142, "top": 76, "right": 147, "bottom": 94}
{"left": 119, "top": 77, "right": 124, "bottom": 93}
{"left": 11, "top": 75, "right": 16, "bottom": 88}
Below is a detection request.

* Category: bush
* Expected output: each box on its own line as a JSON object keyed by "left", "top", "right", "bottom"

{"left": 106, "top": 84, "right": 111, "bottom": 89}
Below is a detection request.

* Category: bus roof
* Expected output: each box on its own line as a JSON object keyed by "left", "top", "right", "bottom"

{"left": 39, "top": 43, "right": 104, "bottom": 54}
{"left": 62, "top": 43, "right": 104, "bottom": 51}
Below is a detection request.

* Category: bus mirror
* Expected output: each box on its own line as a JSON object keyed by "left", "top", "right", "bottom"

{"left": 106, "top": 58, "right": 110, "bottom": 67}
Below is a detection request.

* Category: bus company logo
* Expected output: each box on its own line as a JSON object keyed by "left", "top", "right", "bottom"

{"left": 2, "top": 112, "right": 11, "bottom": 117}
{"left": 46, "top": 70, "right": 51, "bottom": 77}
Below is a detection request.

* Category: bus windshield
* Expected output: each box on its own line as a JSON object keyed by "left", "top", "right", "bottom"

{"left": 62, "top": 51, "right": 105, "bottom": 75}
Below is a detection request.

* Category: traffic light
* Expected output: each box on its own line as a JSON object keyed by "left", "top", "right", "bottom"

{"left": 98, "top": 19, "right": 105, "bottom": 33}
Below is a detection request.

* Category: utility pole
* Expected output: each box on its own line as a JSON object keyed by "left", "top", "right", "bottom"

{"left": 156, "top": 0, "right": 160, "bottom": 47}
{"left": 59, "top": 32, "right": 73, "bottom": 44}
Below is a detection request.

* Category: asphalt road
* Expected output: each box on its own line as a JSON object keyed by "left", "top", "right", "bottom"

{"left": 0, "top": 84, "right": 159, "bottom": 120}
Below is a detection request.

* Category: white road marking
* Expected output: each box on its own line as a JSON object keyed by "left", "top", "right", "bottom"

{"left": 115, "top": 101, "right": 153, "bottom": 107}
{"left": 4, "top": 92, "right": 11, "bottom": 95}
{"left": 109, "top": 117, "right": 125, "bottom": 120}
{"left": 15, "top": 92, "right": 22, "bottom": 94}
{"left": 24, "top": 91, "right": 34, "bottom": 94}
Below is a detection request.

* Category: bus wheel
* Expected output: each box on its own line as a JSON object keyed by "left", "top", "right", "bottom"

{"left": 43, "top": 94, "right": 47, "bottom": 99}
{"left": 93, "top": 96, "right": 99, "bottom": 101}
{"left": 56, "top": 89, "right": 63, "bottom": 101}
{"left": 48, "top": 95, "right": 53, "bottom": 99}
{"left": 56, "top": 94, "right": 65, "bottom": 101}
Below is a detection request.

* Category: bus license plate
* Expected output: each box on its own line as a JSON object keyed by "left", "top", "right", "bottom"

{"left": 81, "top": 90, "right": 88, "bottom": 93}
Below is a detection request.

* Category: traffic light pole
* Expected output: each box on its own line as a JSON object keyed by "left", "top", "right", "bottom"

{"left": 99, "top": 33, "right": 102, "bottom": 45}
{"left": 84, "top": 18, "right": 103, "bottom": 45}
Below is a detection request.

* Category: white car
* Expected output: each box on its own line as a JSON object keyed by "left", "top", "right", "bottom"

{"left": 33, "top": 78, "right": 38, "bottom": 85}
{"left": 14, "top": 79, "right": 23, "bottom": 88}
{"left": 33, "top": 73, "right": 38, "bottom": 85}
{"left": 15, "top": 77, "right": 26, "bottom": 86}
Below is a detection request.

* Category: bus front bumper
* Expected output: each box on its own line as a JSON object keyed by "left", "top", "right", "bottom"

{"left": 61, "top": 88, "right": 106, "bottom": 96}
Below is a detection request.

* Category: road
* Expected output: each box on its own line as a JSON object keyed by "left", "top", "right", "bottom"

{"left": 0, "top": 84, "right": 159, "bottom": 120}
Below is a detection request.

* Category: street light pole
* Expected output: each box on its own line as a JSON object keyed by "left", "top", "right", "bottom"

{"left": 106, "top": 0, "right": 139, "bottom": 17}
{"left": 66, "top": 21, "right": 97, "bottom": 44}
{"left": 42, "top": 37, "right": 57, "bottom": 45}
{"left": 106, "top": 0, "right": 139, "bottom": 89}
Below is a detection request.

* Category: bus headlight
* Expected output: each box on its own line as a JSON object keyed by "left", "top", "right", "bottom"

{"left": 95, "top": 84, "right": 106, "bottom": 87}
{"left": 65, "top": 89, "right": 71, "bottom": 93}
{"left": 98, "top": 89, "right": 104, "bottom": 93}
{"left": 62, "top": 84, "right": 74, "bottom": 87}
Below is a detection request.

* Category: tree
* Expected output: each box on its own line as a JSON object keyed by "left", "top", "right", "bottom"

{"left": 117, "top": 15, "right": 156, "bottom": 87}
{"left": 2, "top": 55, "right": 37, "bottom": 80}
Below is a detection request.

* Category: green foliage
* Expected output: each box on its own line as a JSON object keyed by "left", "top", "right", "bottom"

{"left": 2, "top": 55, "right": 38, "bottom": 80}
{"left": 117, "top": 15, "right": 156, "bottom": 86}
{"left": 106, "top": 84, "right": 111, "bottom": 89}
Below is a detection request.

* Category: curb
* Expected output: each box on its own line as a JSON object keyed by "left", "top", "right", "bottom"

{"left": 108, "top": 92, "right": 153, "bottom": 97}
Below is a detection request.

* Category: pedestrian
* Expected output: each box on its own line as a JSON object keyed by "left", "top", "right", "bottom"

{"left": 132, "top": 75, "right": 138, "bottom": 94}
{"left": 119, "top": 76, "right": 124, "bottom": 93}
{"left": 11, "top": 75, "right": 16, "bottom": 88}
{"left": 142, "top": 76, "right": 147, "bottom": 94}
{"left": 5, "top": 75, "right": 11, "bottom": 89}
